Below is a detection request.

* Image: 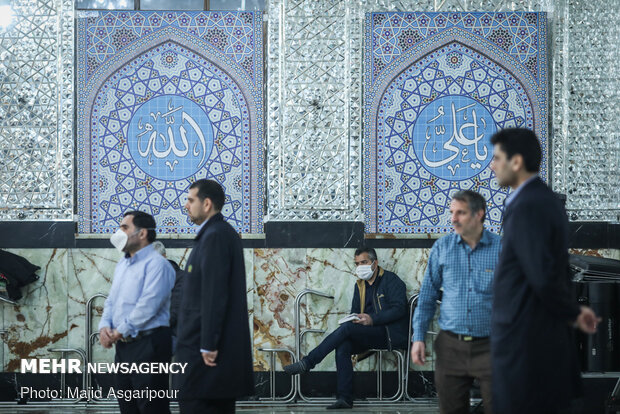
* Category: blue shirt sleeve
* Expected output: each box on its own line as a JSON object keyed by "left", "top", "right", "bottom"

{"left": 116, "top": 259, "right": 175, "bottom": 338}
{"left": 98, "top": 263, "right": 120, "bottom": 331}
{"left": 98, "top": 294, "right": 115, "bottom": 330}
{"left": 412, "top": 243, "right": 443, "bottom": 342}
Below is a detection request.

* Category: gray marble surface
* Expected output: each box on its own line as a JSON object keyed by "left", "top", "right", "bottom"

{"left": 1, "top": 247, "right": 618, "bottom": 372}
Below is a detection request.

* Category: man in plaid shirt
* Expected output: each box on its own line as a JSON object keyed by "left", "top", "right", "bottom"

{"left": 411, "top": 190, "right": 501, "bottom": 414}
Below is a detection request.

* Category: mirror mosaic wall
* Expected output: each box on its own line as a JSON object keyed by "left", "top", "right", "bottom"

{"left": 0, "top": 0, "right": 74, "bottom": 220}
{"left": 0, "top": 0, "right": 617, "bottom": 225}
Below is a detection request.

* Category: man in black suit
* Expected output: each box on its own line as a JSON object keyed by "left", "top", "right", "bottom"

{"left": 489, "top": 128, "right": 599, "bottom": 414}
{"left": 151, "top": 240, "right": 186, "bottom": 354}
{"left": 174, "top": 179, "right": 254, "bottom": 413}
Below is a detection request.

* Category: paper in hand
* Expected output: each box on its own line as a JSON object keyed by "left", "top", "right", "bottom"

{"left": 338, "top": 314, "right": 361, "bottom": 324}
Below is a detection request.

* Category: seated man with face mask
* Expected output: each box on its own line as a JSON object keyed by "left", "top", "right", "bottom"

{"left": 283, "top": 247, "right": 409, "bottom": 409}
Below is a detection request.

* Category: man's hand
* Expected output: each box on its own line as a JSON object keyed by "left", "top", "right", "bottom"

{"left": 575, "top": 305, "right": 601, "bottom": 334}
{"left": 411, "top": 341, "right": 426, "bottom": 365}
{"left": 202, "top": 350, "right": 218, "bottom": 367}
{"left": 354, "top": 313, "right": 373, "bottom": 326}
{"left": 109, "top": 329, "right": 123, "bottom": 343}
{"left": 99, "top": 327, "right": 114, "bottom": 349}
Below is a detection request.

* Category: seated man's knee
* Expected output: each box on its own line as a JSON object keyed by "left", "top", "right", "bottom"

{"left": 337, "top": 321, "right": 355, "bottom": 336}
{"left": 336, "top": 341, "right": 352, "bottom": 357}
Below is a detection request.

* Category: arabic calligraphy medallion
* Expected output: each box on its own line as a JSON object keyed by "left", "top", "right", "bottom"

{"left": 412, "top": 95, "right": 496, "bottom": 181}
{"left": 127, "top": 95, "right": 214, "bottom": 180}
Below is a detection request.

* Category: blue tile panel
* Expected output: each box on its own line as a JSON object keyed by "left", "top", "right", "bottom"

{"left": 364, "top": 12, "right": 548, "bottom": 234}
{"left": 77, "top": 11, "right": 264, "bottom": 234}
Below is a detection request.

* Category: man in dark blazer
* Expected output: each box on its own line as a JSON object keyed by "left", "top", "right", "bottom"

{"left": 174, "top": 179, "right": 254, "bottom": 413}
{"left": 489, "top": 128, "right": 599, "bottom": 414}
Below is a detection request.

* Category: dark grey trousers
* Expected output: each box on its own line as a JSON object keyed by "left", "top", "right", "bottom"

{"left": 434, "top": 330, "right": 493, "bottom": 414}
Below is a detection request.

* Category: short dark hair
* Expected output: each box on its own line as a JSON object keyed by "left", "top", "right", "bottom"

{"left": 123, "top": 211, "right": 156, "bottom": 243}
{"left": 490, "top": 128, "right": 541, "bottom": 173}
{"left": 189, "top": 179, "right": 225, "bottom": 211}
{"left": 354, "top": 247, "right": 377, "bottom": 262}
{"left": 451, "top": 190, "right": 487, "bottom": 223}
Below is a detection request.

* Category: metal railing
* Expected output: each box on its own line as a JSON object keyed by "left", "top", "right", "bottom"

{"left": 294, "top": 289, "right": 335, "bottom": 403}
{"left": 256, "top": 348, "right": 296, "bottom": 403}
{"left": 85, "top": 293, "right": 108, "bottom": 401}
{"left": 0, "top": 296, "right": 17, "bottom": 306}
{"left": 405, "top": 294, "right": 441, "bottom": 403}
{"left": 0, "top": 288, "right": 445, "bottom": 408}
{"left": 47, "top": 347, "right": 87, "bottom": 403}
{"left": 367, "top": 348, "right": 406, "bottom": 402}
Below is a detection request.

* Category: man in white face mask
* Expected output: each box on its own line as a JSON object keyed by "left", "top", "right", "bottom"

{"left": 284, "top": 247, "right": 409, "bottom": 409}
{"left": 98, "top": 211, "right": 175, "bottom": 414}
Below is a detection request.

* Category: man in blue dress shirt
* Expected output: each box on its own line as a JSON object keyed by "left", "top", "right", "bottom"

{"left": 99, "top": 211, "right": 175, "bottom": 414}
{"left": 411, "top": 190, "right": 500, "bottom": 414}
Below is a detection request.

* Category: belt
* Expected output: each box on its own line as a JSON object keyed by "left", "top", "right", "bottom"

{"left": 443, "top": 330, "right": 489, "bottom": 342}
{"left": 120, "top": 326, "right": 165, "bottom": 343}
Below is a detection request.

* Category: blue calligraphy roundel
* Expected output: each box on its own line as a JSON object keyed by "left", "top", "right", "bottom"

{"left": 127, "top": 95, "right": 214, "bottom": 181}
{"left": 411, "top": 95, "right": 496, "bottom": 181}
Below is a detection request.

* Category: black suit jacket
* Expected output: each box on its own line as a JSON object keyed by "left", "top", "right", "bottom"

{"left": 491, "top": 177, "right": 581, "bottom": 413}
{"left": 167, "top": 260, "right": 185, "bottom": 336}
{"left": 174, "top": 213, "right": 254, "bottom": 399}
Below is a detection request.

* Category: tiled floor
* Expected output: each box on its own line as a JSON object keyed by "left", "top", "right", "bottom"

{"left": 0, "top": 402, "right": 442, "bottom": 413}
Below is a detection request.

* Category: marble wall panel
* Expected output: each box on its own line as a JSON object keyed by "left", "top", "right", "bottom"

{"left": 252, "top": 248, "right": 308, "bottom": 371}
{"left": 1, "top": 249, "right": 69, "bottom": 372}
{"left": 1, "top": 247, "right": 618, "bottom": 373}
{"left": 570, "top": 249, "right": 620, "bottom": 261}
{"left": 244, "top": 249, "right": 254, "bottom": 339}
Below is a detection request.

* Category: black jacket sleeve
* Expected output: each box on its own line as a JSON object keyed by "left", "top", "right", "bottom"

{"left": 169, "top": 267, "right": 185, "bottom": 335}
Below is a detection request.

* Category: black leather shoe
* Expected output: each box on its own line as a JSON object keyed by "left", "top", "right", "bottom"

{"left": 326, "top": 399, "right": 353, "bottom": 409}
{"left": 283, "top": 359, "right": 308, "bottom": 375}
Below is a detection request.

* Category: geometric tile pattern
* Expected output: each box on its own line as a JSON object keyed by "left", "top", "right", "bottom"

{"left": 370, "top": 12, "right": 542, "bottom": 83}
{"left": 266, "top": 0, "right": 363, "bottom": 221}
{"left": 77, "top": 11, "right": 264, "bottom": 233}
{"left": 365, "top": 12, "right": 548, "bottom": 233}
{"left": 0, "top": 0, "right": 74, "bottom": 219}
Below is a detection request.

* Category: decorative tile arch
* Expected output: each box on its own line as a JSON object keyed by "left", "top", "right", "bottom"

{"left": 364, "top": 12, "right": 548, "bottom": 234}
{"left": 77, "top": 11, "right": 264, "bottom": 234}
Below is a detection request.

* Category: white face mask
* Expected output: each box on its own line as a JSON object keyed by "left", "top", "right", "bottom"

{"left": 110, "top": 228, "right": 142, "bottom": 253}
{"left": 110, "top": 229, "right": 129, "bottom": 252}
{"left": 355, "top": 264, "right": 374, "bottom": 281}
